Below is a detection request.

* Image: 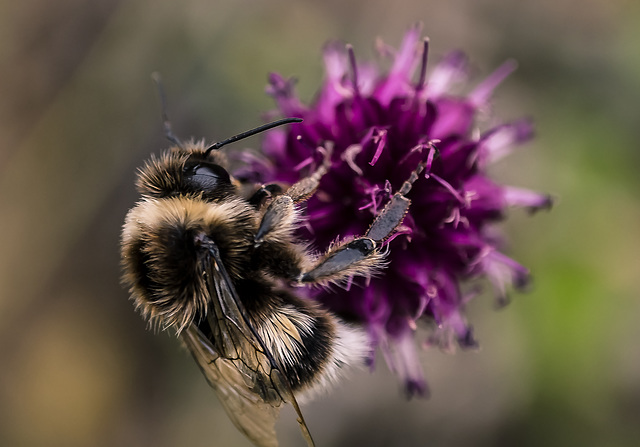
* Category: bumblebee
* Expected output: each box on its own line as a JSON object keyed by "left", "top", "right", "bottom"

{"left": 121, "top": 88, "right": 428, "bottom": 446}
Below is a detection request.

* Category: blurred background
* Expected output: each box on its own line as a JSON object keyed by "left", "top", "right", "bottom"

{"left": 1, "top": 0, "right": 638, "bottom": 446}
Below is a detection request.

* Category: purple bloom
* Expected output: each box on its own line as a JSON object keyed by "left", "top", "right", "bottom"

{"left": 255, "top": 25, "right": 551, "bottom": 397}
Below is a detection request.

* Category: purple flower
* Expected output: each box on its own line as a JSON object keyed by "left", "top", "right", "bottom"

{"left": 255, "top": 25, "right": 551, "bottom": 397}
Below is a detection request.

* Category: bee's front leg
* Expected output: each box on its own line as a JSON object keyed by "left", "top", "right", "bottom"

{"left": 298, "top": 155, "right": 432, "bottom": 285}
{"left": 296, "top": 192, "right": 412, "bottom": 285}
{"left": 254, "top": 146, "right": 332, "bottom": 246}
{"left": 254, "top": 195, "right": 297, "bottom": 246}
{"left": 247, "top": 183, "right": 283, "bottom": 208}
{"left": 297, "top": 237, "right": 384, "bottom": 285}
{"left": 286, "top": 145, "right": 332, "bottom": 203}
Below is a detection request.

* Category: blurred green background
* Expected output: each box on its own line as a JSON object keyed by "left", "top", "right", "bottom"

{"left": 1, "top": 0, "right": 638, "bottom": 446}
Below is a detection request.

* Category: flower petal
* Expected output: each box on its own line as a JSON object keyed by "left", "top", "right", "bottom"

{"left": 476, "top": 119, "right": 535, "bottom": 165}
{"left": 503, "top": 186, "right": 554, "bottom": 212}
{"left": 265, "top": 72, "right": 306, "bottom": 117}
{"left": 426, "top": 51, "right": 469, "bottom": 98}
{"left": 374, "top": 23, "right": 422, "bottom": 105}
{"left": 469, "top": 59, "right": 518, "bottom": 107}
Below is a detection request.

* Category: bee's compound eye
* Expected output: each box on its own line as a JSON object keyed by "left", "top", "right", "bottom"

{"left": 183, "top": 160, "right": 231, "bottom": 192}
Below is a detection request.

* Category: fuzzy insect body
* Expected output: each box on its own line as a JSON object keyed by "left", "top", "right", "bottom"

{"left": 121, "top": 120, "right": 427, "bottom": 447}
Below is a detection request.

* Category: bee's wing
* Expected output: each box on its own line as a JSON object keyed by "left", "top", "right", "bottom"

{"left": 180, "top": 241, "right": 315, "bottom": 447}
{"left": 181, "top": 326, "right": 281, "bottom": 447}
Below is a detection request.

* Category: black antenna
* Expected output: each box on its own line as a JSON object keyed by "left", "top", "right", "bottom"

{"left": 204, "top": 118, "right": 303, "bottom": 156}
{"left": 151, "top": 72, "right": 183, "bottom": 147}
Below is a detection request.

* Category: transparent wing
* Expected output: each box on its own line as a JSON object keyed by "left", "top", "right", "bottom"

{"left": 181, "top": 326, "right": 281, "bottom": 447}
{"left": 180, "top": 239, "right": 314, "bottom": 447}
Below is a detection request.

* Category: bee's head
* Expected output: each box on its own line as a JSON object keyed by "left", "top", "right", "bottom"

{"left": 136, "top": 142, "right": 236, "bottom": 201}
{"left": 136, "top": 117, "right": 303, "bottom": 201}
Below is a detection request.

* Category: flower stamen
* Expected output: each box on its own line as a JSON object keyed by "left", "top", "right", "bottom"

{"left": 342, "top": 144, "right": 364, "bottom": 175}
{"left": 430, "top": 173, "right": 466, "bottom": 204}
{"left": 368, "top": 128, "right": 388, "bottom": 166}
{"left": 346, "top": 44, "right": 360, "bottom": 97}
{"left": 415, "top": 38, "right": 430, "bottom": 92}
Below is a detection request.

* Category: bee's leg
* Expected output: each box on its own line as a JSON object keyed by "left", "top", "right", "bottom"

{"left": 285, "top": 145, "right": 332, "bottom": 203}
{"left": 254, "top": 195, "right": 297, "bottom": 246}
{"left": 248, "top": 183, "right": 283, "bottom": 208}
{"left": 298, "top": 156, "right": 430, "bottom": 285}
{"left": 254, "top": 146, "right": 332, "bottom": 245}
{"left": 297, "top": 237, "right": 384, "bottom": 285}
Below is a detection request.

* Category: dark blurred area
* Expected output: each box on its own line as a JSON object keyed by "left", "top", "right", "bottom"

{"left": 1, "top": 1, "right": 639, "bottom": 446}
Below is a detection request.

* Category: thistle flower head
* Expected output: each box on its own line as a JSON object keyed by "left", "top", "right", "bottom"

{"left": 254, "top": 25, "right": 551, "bottom": 397}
